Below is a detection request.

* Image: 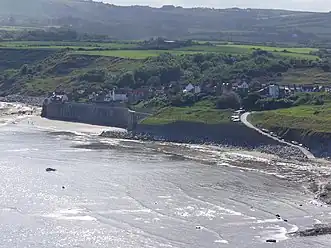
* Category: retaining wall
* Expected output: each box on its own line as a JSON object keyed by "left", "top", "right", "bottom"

{"left": 41, "top": 102, "right": 148, "bottom": 129}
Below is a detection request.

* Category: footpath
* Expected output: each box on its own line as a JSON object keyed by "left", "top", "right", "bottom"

{"left": 240, "top": 112, "right": 315, "bottom": 160}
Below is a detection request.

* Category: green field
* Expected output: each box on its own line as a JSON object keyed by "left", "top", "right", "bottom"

{"left": 141, "top": 106, "right": 233, "bottom": 125}
{"left": 250, "top": 104, "right": 331, "bottom": 133}
{"left": 277, "top": 68, "right": 331, "bottom": 85}
{"left": 0, "top": 26, "right": 44, "bottom": 31}
{"left": 0, "top": 41, "right": 319, "bottom": 59}
{"left": 227, "top": 44, "right": 317, "bottom": 54}
{"left": 0, "top": 41, "right": 138, "bottom": 50}
{"left": 73, "top": 50, "right": 200, "bottom": 59}
{"left": 178, "top": 45, "right": 318, "bottom": 59}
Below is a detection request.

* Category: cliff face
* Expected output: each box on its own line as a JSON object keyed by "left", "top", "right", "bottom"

{"left": 267, "top": 127, "right": 331, "bottom": 157}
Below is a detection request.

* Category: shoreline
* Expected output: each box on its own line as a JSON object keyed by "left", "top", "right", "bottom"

{"left": 0, "top": 96, "right": 324, "bottom": 161}
{"left": 0, "top": 95, "right": 45, "bottom": 107}
{"left": 100, "top": 129, "right": 308, "bottom": 161}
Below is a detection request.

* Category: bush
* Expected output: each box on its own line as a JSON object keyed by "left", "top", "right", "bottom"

{"left": 256, "top": 98, "right": 294, "bottom": 110}
{"left": 216, "top": 92, "right": 241, "bottom": 110}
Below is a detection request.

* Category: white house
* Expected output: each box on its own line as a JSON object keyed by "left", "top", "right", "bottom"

{"left": 194, "top": 85, "right": 201, "bottom": 94}
{"left": 50, "top": 92, "right": 68, "bottom": 103}
{"left": 110, "top": 89, "right": 128, "bottom": 102}
{"left": 183, "top": 83, "right": 201, "bottom": 94}
{"left": 183, "top": 83, "right": 194, "bottom": 93}
{"left": 269, "top": 84, "right": 280, "bottom": 98}
{"left": 88, "top": 92, "right": 97, "bottom": 101}
{"left": 238, "top": 81, "right": 249, "bottom": 90}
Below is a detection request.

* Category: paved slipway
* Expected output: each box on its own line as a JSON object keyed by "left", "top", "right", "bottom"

{"left": 240, "top": 112, "right": 315, "bottom": 159}
{"left": 1, "top": 103, "right": 331, "bottom": 248}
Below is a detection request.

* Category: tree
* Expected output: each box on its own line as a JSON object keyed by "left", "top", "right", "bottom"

{"left": 116, "top": 72, "right": 136, "bottom": 88}
{"left": 242, "top": 92, "right": 261, "bottom": 110}
{"left": 216, "top": 92, "right": 241, "bottom": 110}
{"left": 146, "top": 76, "right": 161, "bottom": 87}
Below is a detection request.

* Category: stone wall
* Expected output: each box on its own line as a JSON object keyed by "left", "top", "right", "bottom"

{"left": 41, "top": 102, "right": 141, "bottom": 129}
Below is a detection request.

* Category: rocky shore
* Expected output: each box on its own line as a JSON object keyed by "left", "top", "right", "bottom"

{"left": 0, "top": 95, "right": 45, "bottom": 106}
{"left": 100, "top": 130, "right": 307, "bottom": 160}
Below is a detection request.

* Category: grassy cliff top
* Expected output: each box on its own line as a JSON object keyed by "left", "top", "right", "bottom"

{"left": 249, "top": 103, "right": 331, "bottom": 133}
{"left": 140, "top": 106, "right": 233, "bottom": 125}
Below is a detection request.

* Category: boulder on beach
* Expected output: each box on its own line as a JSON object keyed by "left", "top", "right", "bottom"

{"left": 292, "top": 224, "right": 331, "bottom": 237}
{"left": 46, "top": 168, "right": 57, "bottom": 172}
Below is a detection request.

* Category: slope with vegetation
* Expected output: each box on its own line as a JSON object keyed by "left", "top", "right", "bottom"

{"left": 248, "top": 93, "right": 331, "bottom": 156}
{"left": 249, "top": 93, "right": 331, "bottom": 133}
{"left": 0, "top": 44, "right": 330, "bottom": 98}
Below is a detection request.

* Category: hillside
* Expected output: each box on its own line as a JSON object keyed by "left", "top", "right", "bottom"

{"left": 1, "top": 0, "right": 331, "bottom": 43}
{"left": 0, "top": 44, "right": 330, "bottom": 99}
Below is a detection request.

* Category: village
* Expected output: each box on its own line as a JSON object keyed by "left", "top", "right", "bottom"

{"left": 48, "top": 79, "right": 331, "bottom": 106}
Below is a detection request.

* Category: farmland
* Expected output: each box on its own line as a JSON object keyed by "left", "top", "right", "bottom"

{"left": 277, "top": 68, "right": 331, "bottom": 85}
{"left": 0, "top": 41, "right": 319, "bottom": 59}
{"left": 0, "top": 41, "right": 138, "bottom": 50}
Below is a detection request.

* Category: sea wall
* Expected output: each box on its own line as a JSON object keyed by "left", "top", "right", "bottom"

{"left": 41, "top": 102, "right": 149, "bottom": 129}
{"left": 133, "top": 121, "right": 280, "bottom": 148}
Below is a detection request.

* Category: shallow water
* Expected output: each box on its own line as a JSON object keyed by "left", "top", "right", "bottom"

{"left": 1, "top": 104, "right": 331, "bottom": 247}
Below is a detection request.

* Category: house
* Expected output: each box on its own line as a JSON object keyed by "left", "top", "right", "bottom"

{"left": 104, "top": 92, "right": 113, "bottom": 102}
{"left": 128, "top": 88, "right": 150, "bottom": 102}
{"left": 50, "top": 92, "right": 69, "bottom": 103}
{"left": 88, "top": 92, "right": 98, "bottom": 102}
{"left": 111, "top": 89, "right": 128, "bottom": 102}
{"left": 183, "top": 83, "right": 201, "bottom": 94}
{"left": 258, "top": 87, "right": 269, "bottom": 97}
{"left": 269, "top": 84, "right": 280, "bottom": 98}
{"left": 302, "top": 85, "right": 314, "bottom": 92}
{"left": 194, "top": 85, "right": 201, "bottom": 94}
{"left": 237, "top": 81, "right": 249, "bottom": 94}
{"left": 183, "top": 83, "right": 194, "bottom": 93}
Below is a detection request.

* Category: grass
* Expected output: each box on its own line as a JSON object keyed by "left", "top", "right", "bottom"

{"left": 250, "top": 104, "right": 331, "bottom": 133}
{"left": 73, "top": 50, "right": 199, "bottom": 58}
{"left": 0, "top": 26, "right": 43, "bottom": 31}
{"left": 277, "top": 68, "right": 331, "bottom": 85}
{"left": 0, "top": 41, "right": 138, "bottom": 50}
{"left": 0, "top": 41, "right": 319, "bottom": 59}
{"left": 178, "top": 44, "right": 318, "bottom": 59}
{"left": 226, "top": 44, "right": 317, "bottom": 54}
{"left": 141, "top": 105, "right": 233, "bottom": 125}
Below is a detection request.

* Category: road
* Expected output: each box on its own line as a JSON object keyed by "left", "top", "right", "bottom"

{"left": 240, "top": 112, "right": 315, "bottom": 159}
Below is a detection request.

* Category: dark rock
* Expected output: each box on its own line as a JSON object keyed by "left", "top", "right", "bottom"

{"left": 196, "top": 226, "right": 201, "bottom": 230}
{"left": 266, "top": 239, "right": 277, "bottom": 243}
{"left": 276, "top": 214, "right": 281, "bottom": 219}
{"left": 292, "top": 224, "right": 331, "bottom": 237}
{"left": 62, "top": 186, "right": 65, "bottom": 189}
{"left": 46, "top": 168, "right": 57, "bottom": 172}
{"left": 284, "top": 219, "right": 288, "bottom": 222}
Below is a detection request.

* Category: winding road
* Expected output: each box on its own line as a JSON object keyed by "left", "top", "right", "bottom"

{"left": 240, "top": 112, "right": 315, "bottom": 159}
